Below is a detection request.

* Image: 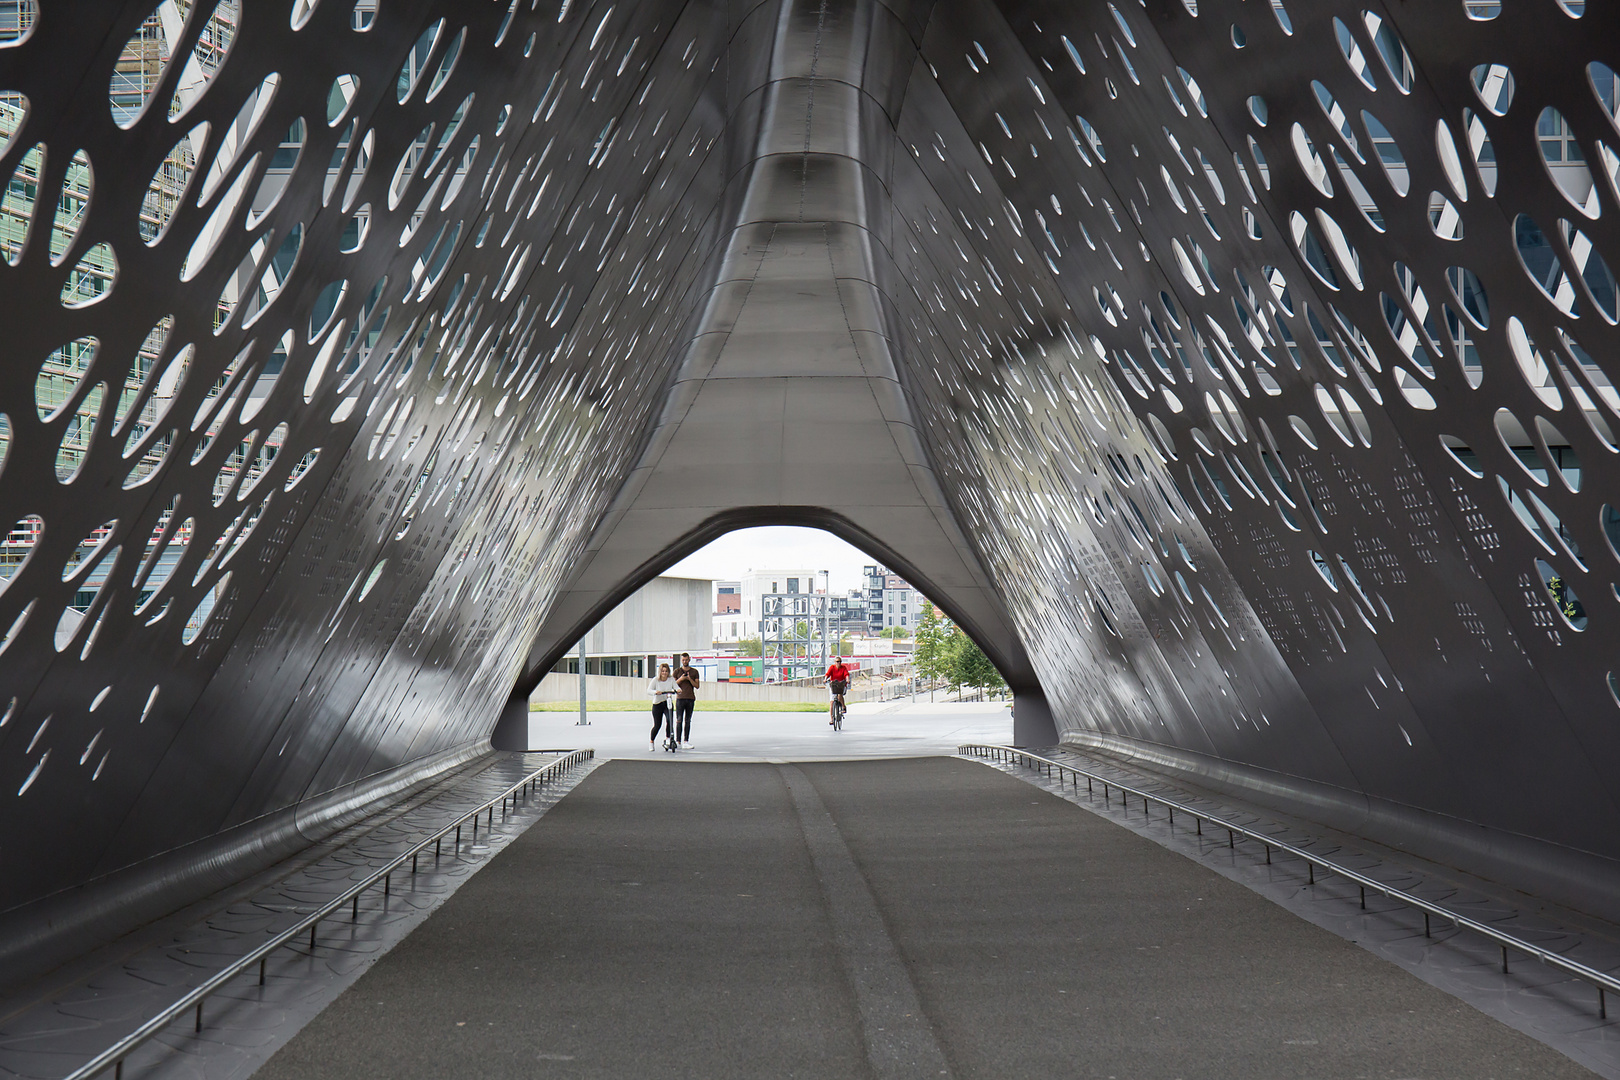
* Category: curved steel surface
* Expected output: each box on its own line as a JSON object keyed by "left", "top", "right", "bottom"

{"left": 2, "top": 0, "right": 1620, "bottom": 972}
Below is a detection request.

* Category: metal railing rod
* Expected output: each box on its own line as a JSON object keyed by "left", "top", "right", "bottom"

{"left": 70, "top": 749, "right": 594, "bottom": 1080}
{"left": 959, "top": 744, "right": 1620, "bottom": 1014}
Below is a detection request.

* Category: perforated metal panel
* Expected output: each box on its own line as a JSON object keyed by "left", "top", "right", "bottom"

{"left": 895, "top": 0, "right": 1620, "bottom": 895}
{"left": 2, "top": 0, "right": 1619, "bottom": 963}
{"left": 0, "top": 0, "right": 742, "bottom": 942}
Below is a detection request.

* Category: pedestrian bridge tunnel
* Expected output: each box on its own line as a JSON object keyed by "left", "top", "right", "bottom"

{"left": 3, "top": 0, "right": 1620, "bottom": 976}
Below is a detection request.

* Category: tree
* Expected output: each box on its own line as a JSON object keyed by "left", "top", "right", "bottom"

{"left": 913, "top": 602, "right": 950, "bottom": 689}
{"left": 837, "top": 632, "right": 854, "bottom": 654}
{"left": 946, "top": 632, "right": 1006, "bottom": 699}
{"left": 879, "top": 625, "right": 908, "bottom": 639}
{"left": 737, "top": 635, "right": 762, "bottom": 657}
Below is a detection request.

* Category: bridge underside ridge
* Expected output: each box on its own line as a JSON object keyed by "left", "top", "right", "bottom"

{"left": 2, "top": 0, "right": 1620, "bottom": 974}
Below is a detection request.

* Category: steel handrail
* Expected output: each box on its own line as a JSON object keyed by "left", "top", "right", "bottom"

{"left": 71, "top": 749, "right": 595, "bottom": 1080}
{"left": 960, "top": 743, "right": 1619, "bottom": 1018}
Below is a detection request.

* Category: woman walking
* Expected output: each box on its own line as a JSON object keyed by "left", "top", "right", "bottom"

{"left": 649, "top": 662, "right": 678, "bottom": 750}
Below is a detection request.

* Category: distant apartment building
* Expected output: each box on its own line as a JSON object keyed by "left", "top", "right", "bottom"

{"left": 862, "top": 565, "right": 886, "bottom": 632}
{"left": 862, "top": 564, "right": 924, "bottom": 633}
{"left": 708, "top": 569, "right": 921, "bottom": 644}
{"left": 828, "top": 590, "right": 869, "bottom": 637}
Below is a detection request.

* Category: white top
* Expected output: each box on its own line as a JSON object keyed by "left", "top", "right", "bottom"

{"left": 648, "top": 676, "right": 677, "bottom": 701}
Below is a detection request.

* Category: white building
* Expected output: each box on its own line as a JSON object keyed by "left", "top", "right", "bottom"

{"left": 877, "top": 573, "right": 924, "bottom": 632}
{"left": 713, "top": 612, "right": 750, "bottom": 643}
{"left": 553, "top": 575, "right": 711, "bottom": 678}
{"left": 740, "top": 568, "right": 824, "bottom": 622}
{"left": 711, "top": 569, "right": 827, "bottom": 644}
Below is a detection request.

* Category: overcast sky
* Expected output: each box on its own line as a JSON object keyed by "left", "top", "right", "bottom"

{"left": 663, "top": 526, "right": 879, "bottom": 593}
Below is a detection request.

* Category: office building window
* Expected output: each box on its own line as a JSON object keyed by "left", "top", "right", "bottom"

{"left": 1538, "top": 107, "right": 1585, "bottom": 163}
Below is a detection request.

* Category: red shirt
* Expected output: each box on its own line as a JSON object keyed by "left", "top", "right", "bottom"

{"left": 826, "top": 663, "right": 851, "bottom": 682}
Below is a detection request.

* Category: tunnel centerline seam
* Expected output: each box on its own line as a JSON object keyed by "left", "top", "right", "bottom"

{"left": 778, "top": 762, "right": 953, "bottom": 1080}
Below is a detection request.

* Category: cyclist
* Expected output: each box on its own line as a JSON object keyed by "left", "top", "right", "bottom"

{"left": 825, "top": 656, "right": 851, "bottom": 726}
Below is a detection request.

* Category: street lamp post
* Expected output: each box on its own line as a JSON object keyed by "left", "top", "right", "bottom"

{"left": 821, "top": 569, "right": 830, "bottom": 675}
{"left": 577, "top": 639, "right": 589, "bottom": 726}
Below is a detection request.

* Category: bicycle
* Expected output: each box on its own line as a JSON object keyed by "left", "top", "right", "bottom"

{"left": 830, "top": 695, "right": 845, "bottom": 731}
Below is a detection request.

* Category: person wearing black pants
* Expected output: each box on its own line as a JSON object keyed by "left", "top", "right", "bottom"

{"left": 673, "top": 651, "right": 700, "bottom": 747}
{"left": 649, "top": 662, "right": 678, "bottom": 750}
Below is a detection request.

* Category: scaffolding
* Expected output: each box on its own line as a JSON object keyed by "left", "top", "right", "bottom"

{"left": 759, "top": 593, "right": 832, "bottom": 683}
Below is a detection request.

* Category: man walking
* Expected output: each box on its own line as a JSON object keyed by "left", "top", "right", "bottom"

{"left": 673, "top": 651, "right": 700, "bottom": 747}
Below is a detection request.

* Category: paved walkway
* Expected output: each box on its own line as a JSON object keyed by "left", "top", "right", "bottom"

{"left": 0, "top": 752, "right": 586, "bottom": 1080}
{"left": 525, "top": 699, "right": 1013, "bottom": 760}
{"left": 255, "top": 758, "right": 1593, "bottom": 1079}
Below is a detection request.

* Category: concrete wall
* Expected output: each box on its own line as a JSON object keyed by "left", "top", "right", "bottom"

{"left": 584, "top": 576, "right": 711, "bottom": 657}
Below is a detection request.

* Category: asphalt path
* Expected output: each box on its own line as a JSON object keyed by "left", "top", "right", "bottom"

{"left": 255, "top": 757, "right": 1594, "bottom": 1079}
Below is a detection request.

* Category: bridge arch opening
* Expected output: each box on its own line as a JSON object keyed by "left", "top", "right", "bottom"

{"left": 492, "top": 510, "right": 1056, "bottom": 750}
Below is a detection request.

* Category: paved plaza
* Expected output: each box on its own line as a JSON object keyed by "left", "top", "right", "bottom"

{"left": 526, "top": 699, "right": 1016, "bottom": 761}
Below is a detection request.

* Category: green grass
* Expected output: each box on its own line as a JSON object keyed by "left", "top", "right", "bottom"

{"left": 529, "top": 700, "right": 829, "bottom": 713}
